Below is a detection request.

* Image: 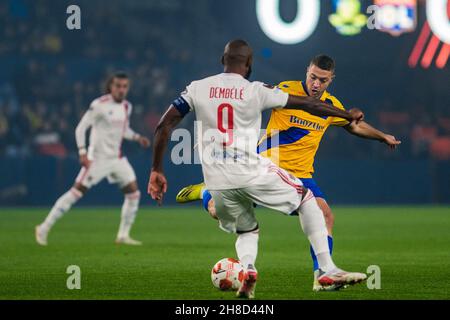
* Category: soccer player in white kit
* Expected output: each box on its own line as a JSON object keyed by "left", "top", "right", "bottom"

{"left": 35, "top": 72, "right": 151, "bottom": 246}
{"left": 148, "top": 40, "right": 367, "bottom": 298}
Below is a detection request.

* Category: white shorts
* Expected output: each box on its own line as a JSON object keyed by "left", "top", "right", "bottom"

{"left": 210, "top": 164, "right": 304, "bottom": 234}
{"left": 75, "top": 157, "right": 136, "bottom": 189}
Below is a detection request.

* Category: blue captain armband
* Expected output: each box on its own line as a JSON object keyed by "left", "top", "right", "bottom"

{"left": 172, "top": 96, "right": 191, "bottom": 117}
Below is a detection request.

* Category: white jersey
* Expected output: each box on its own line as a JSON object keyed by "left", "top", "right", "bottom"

{"left": 75, "top": 94, "right": 138, "bottom": 160}
{"left": 175, "top": 73, "right": 289, "bottom": 190}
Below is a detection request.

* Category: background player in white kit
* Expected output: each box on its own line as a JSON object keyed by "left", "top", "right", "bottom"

{"left": 35, "top": 72, "right": 151, "bottom": 246}
{"left": 148, "top": 40, "right": 367, "bottom": 298}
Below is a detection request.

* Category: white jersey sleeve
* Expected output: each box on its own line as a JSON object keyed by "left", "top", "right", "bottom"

{"left": 122, "top": 103, "right": 139, "bottom": 141}
{"left": 254, "top": 82, "right": 289, "bottom": 111}
{"left": 173, "top": 82, "right": 196, "bottom": 116}
{"left": 75, "top": 100, "right": 100, "bottom": 150}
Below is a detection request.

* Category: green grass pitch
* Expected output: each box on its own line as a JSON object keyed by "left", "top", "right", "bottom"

{"left": 0, "top": 206, "right": 449, "bottom": 300}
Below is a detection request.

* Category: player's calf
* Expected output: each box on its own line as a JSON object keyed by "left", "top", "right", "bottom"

{"left": 116, "top": 183, "right": 142, "bottom": 245}
{"left": 35, "top": 186, "right": 85, "bottom": 245}
{"left": 235, "top": 229, "right": 259, "bottom": 299}
{"left": 315, "top": 197, "right": 334, "bottom": 236}
{"left": 297, "top": 190, "right": 366, "bottom": 290}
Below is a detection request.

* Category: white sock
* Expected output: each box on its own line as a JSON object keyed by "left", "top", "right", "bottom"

{"left": 316, "top": 252, "right": 336, "bottom": 272}
{"left": 298, "top": 190, "right": 336, "bottom": 272}
{"left": 41, "top": 188, "right": 83, "bottom": 232}
{"left": 117, "top": 190, "right": 140, "bottom": 239}
{"left": 235, "top": 230, "right": 259, "bottom": 270}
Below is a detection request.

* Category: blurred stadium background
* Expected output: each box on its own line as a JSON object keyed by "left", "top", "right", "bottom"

{"left": 0, "top": 0, "right": 449, "bottom": 207}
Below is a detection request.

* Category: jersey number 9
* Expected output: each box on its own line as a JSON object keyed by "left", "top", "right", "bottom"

{"left": 217, "top": 103, "right": 234, "bottom": 146}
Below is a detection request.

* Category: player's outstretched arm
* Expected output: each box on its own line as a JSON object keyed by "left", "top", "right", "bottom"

{"left": 148, "top": 105, "right": 184, "bottom": 204}
{"left": 284, "top": 95, "right": 364, "bottom": 123}
{"left": 344, "top": 121, "right": 402, "bottom": 149}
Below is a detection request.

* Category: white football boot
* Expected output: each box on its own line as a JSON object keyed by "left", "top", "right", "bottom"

{"left": 317, "top": 268, "right": 367, "bottom": 287}
{"left": 35, "top": 225, "right": 48, "bottom": 246}
{"left": 115, "top": 237, "right": 142, "bottom": 246}
{"left": 313, "top": 269, "right": 347, "bottom": 291}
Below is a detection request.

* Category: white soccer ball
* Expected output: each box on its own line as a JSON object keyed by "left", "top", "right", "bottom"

{"left": 211, "top": 258, "right": 245, "bottom": 291}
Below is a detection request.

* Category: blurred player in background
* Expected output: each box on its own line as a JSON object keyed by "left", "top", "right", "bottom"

{"left": 148, "top": 40, "right": 367, "bottom": 299}
{"left": 176, "top": 54, "right": 401, "bottom": 291}
{"left": 35, "top": 72, "right": 151, "bottom": 246}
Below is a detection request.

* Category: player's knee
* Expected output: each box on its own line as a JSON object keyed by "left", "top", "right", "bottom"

{"left": 236, "top": 226, "right": 259, "bottom": 235}
{"left": 122, "top": 181, "right": 138, "bottom": 194}
{"left": 73, "top": 183, "right": 88, "bottom": 195}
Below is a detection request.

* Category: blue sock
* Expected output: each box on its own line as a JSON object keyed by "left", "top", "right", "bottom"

{"left": 310, "top": 235, "right": 333, "bottom": 271}
{"left": 202, "top": 189, "right": 212, "bottom": 212}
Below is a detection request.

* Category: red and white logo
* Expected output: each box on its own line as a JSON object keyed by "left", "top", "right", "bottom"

{"left": 409, "top": 0, "right": 450, "bottom": 69}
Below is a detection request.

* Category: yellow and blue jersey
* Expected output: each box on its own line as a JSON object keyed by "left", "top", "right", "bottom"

{"left": 258, "top": 80, "right": 349, "bottom": 179}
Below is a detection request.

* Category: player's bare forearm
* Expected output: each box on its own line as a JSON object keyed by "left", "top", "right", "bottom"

{"left": 151, "top": 106, "right": 184, "bottom": 173}
{"left": 123, "top": 127, "right": 151, "bottom": 147}
{"left": 344, "top": 121, "right": 401, "bottom": 148}
{"left": 152, "top": 130, "right": 169, "bottom": 173}
{"left": 131, "top": 133, "right": 151, "bottom": 148}
{"left": 285, "top": 95, "right": 360, "bottom": 122}
{"left": 149, "top": 106, "right": 183, "bottom": 203}
{"left": 345, "top": 121, "right": 384, "bottom": 141}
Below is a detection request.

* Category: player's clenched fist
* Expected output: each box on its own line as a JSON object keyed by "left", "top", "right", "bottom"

{"left": 148, "top": 171, "right": 168, "bottom": 205}
{"left": 348, "top": 108, "right": 364, "bottom": 123}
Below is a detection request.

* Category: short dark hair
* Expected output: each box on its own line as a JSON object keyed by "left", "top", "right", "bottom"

{"left": 105, "top": 71, "right": 129, "bottom": 93}
{"left": 222, "top": 39, "right": 252, "bottom": 66}
{"left": 310, "top": 55, "right": 335, "bottom": 73}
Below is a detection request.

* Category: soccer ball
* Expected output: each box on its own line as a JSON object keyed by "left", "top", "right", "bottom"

{"left": 211, "top": 258, "right": 245, "bottom": 291}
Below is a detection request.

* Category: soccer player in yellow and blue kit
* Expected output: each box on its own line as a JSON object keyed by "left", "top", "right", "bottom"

{"left": 176, "top": 55, "right": 401, "bottom": 291}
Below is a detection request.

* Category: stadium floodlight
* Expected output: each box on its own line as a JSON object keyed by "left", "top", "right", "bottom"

{"left": 427, "top": 0, "right": 450, "bottom": 44}
{"left": 256, "top": 0, "right": 320, "bottom": 45}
